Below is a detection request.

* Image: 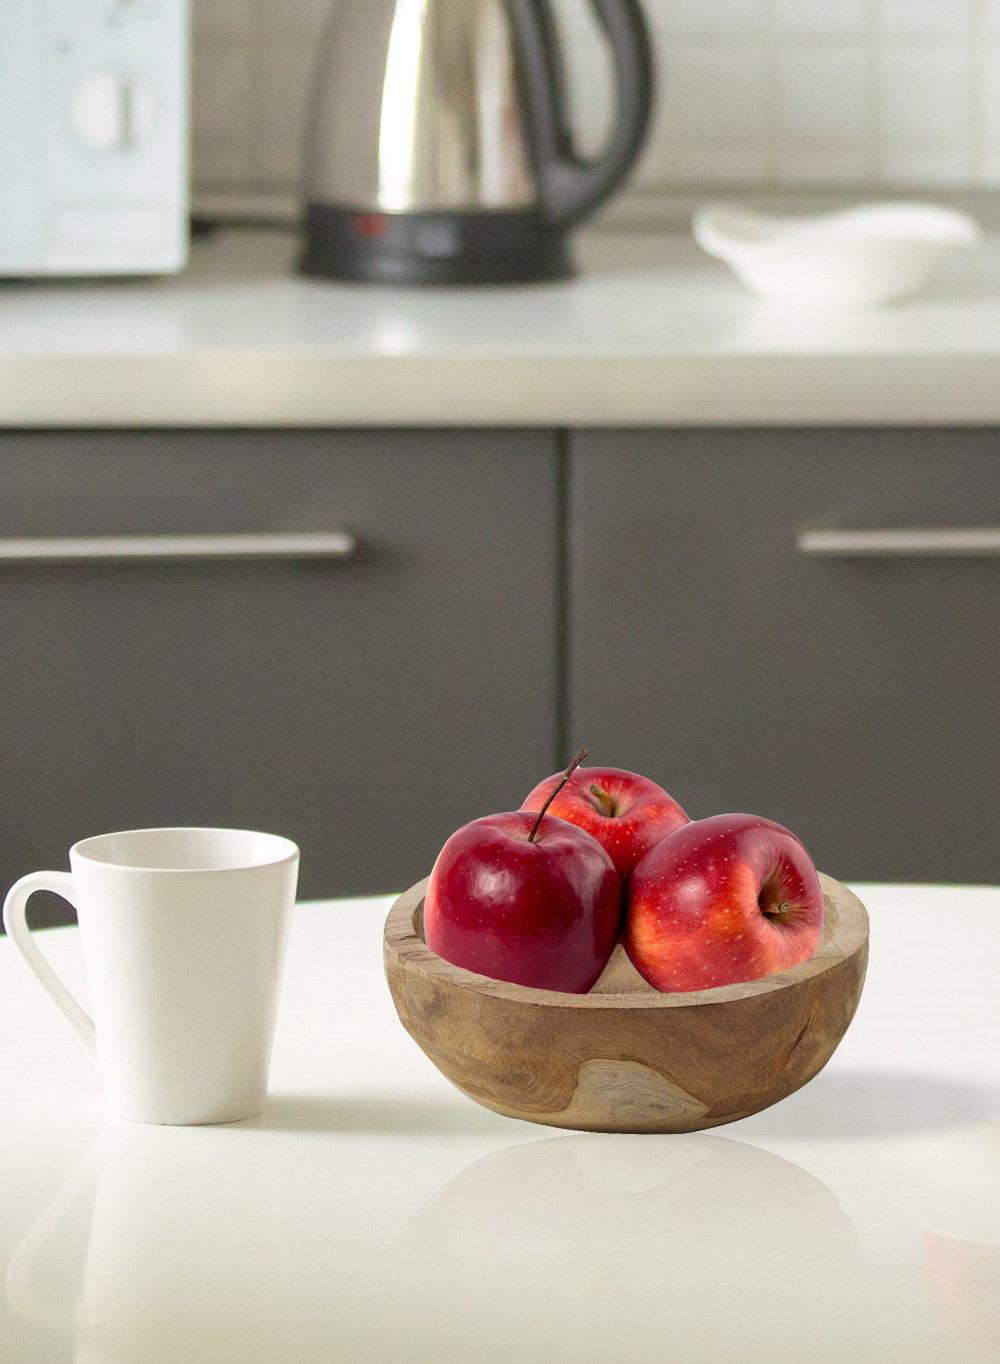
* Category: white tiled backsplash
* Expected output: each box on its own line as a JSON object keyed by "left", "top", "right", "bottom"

{"left": 191, "top": 0, "right": 1000, "bottom": 218}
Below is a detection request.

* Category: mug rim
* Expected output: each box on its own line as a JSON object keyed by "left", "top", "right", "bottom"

{"left": 69, "top": 826, "right": 300, "bottom": 873}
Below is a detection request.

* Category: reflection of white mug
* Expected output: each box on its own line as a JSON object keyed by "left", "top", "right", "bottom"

{"left": 7, "top": 1123, "right": 291, "bottom": 1361}
{"left": 2, "top": 827, "right": 298, "bottom": 1125}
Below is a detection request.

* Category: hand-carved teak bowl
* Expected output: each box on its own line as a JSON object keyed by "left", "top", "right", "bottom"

{"left": 383, "top": 874, "right": 869, "bottom": 1133}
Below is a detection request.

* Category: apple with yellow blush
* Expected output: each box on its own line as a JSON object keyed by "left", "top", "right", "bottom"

{"left": 625, "top": 812, "right": 823, "bottom": 992}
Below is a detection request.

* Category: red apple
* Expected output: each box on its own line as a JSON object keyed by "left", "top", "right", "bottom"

{"left": 520, "top": 764, "right": 689, "bottom": 881}
{"left": 424, "top": 806, "right": 621, "bottom": 994}
{"left": 625, "top": 813, "right": 823, "bottom": 992}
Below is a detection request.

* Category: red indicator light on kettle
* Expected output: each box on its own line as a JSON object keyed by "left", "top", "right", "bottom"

{"left": 351, "top": 212, "right": 388, "bottom": 239}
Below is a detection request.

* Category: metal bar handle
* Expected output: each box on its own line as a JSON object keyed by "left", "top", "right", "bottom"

{"left": 0, "top": 531, "right": 356, "bottom": 564}
{"left": 797, "top": 528, "right": 1000, "bottom": 557}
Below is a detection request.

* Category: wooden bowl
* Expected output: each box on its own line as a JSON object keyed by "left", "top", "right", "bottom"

{"left": 383, "top": 874, "right": 869, "bottom": 1134}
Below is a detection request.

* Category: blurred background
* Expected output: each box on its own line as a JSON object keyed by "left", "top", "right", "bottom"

{"left": 190, "top": 0, "right": 1000, "bottom": 222}
{"left": 4, "top": 0, "right": 998, "bottom": 923}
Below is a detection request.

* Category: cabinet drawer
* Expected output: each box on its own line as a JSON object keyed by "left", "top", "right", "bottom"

{"left": 0, "top": 429, "right": 560, "bottom": 923}
{"left": 569, "top": 427, "right": 1000, "bottom": 883}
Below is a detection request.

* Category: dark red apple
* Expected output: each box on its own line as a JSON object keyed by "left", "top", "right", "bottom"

{"left": 424, "top": 801, "right": 621, "bottom": 994}
{"left": 625, "top": 813, "right": 824, "bottom": 992}
{"left": 520, "top": 764, "right": 689, "bottom": 881}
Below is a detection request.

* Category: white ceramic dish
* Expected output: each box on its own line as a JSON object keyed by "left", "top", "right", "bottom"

{"left": 692, "top": 201, "right": 981, "bottom": 307}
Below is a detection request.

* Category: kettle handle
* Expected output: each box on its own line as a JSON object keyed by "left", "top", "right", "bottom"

{"left": 511, "top": 0, "right": 655, "bottom": 228}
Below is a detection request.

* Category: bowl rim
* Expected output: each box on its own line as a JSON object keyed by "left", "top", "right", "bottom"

{"left": 383, "top": 872, "right": 869, "bottom": 1012}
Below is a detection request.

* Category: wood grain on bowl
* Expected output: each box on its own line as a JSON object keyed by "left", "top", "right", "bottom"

{"left": 383, "top": 874, "right": 869, "bottom": 1134}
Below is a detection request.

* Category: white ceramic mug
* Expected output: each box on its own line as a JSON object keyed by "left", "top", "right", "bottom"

{"left": 2, "top": 827, "right": 299, "bottom": 1125}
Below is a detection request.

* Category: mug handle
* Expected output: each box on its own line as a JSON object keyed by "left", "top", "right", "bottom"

{"left": 2, "top": 872, "right": 96, "bottom": 1056}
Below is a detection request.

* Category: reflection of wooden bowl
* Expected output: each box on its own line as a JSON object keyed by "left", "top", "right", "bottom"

{"left": 383, "top": 874, "right": 869, "bottom": 1134}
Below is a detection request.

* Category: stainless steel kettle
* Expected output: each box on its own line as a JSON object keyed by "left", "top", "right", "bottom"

{"left": 299, "top": 0, "right": 654, "bottom": 284}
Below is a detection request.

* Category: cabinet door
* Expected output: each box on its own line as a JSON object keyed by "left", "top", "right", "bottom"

{"left": 0, "top": 430, "right": 559, "bottom": 924}
{"left": 569, "top": 428, "right": 1000, "bottom": 884}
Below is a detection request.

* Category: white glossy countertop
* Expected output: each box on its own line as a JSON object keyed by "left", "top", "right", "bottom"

{"left": 3, "top": 224, "right": 1000, "bottom": 426}
{"left": 2, "top": 884, "right": 999, "bottom": 1363}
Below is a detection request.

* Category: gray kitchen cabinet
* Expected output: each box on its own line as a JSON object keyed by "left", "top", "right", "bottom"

{"left": 568, "top": 427, "right": 1000, "bottom": 885}
{"left": 0, "top": 430, "right": 560, "bottom": 926}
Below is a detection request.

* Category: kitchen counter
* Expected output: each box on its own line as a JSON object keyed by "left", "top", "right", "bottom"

{"left": 1, "top": 883, "right": 999, "bottom": 1363}
{"left": 2, "top": 223, "right": 1000, "bottom": 427}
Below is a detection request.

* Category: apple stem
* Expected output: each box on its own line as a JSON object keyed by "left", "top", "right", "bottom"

{"left": 760, "top": 897, "right": 793, "bottom": 923}
{"left": 590, "top": 783, "right": 614, "bottom": 817}
{"left": 527, "top": 749, "right": 588, "bottom": 842}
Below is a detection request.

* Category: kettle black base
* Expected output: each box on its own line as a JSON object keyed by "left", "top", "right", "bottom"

{"left": 299, "top": 204, "right": 575, "bottom": 286}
